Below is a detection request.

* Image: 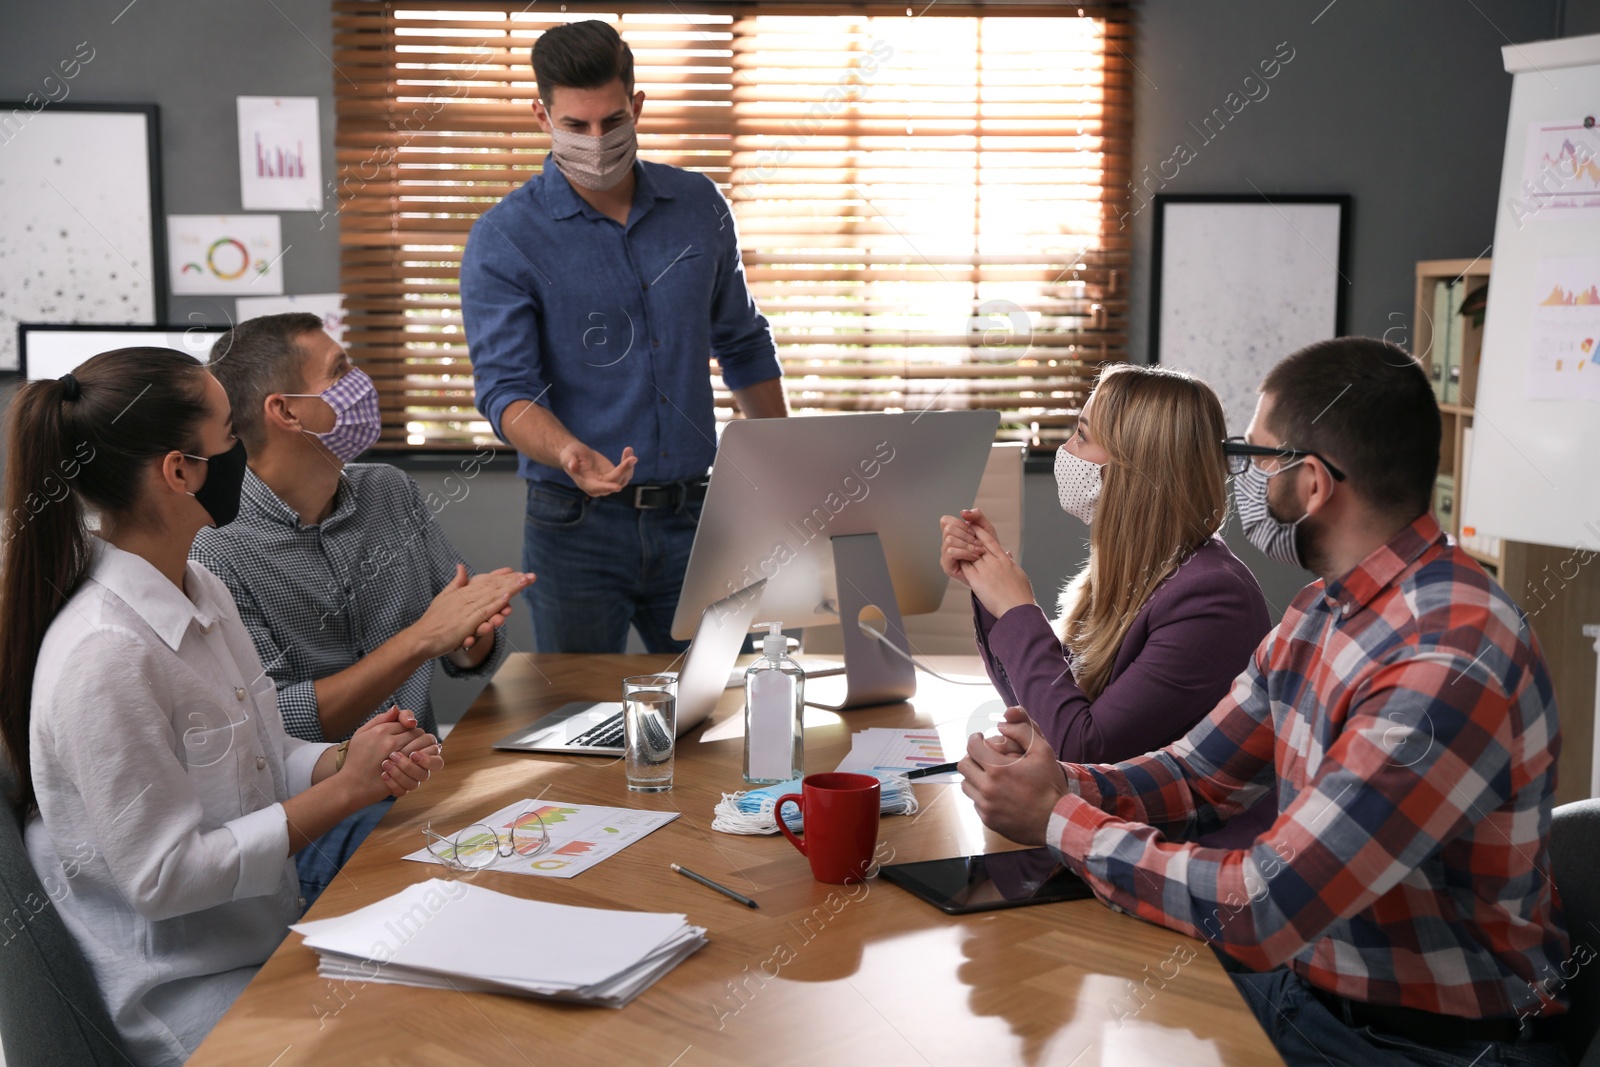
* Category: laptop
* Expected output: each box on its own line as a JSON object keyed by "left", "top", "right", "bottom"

{"left": 491, "top": 581, "right": 766, "bottom": 757}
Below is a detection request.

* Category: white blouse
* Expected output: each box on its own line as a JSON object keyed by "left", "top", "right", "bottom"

{"left": 25, "top": 539, "right": 331, "bottom": 1066}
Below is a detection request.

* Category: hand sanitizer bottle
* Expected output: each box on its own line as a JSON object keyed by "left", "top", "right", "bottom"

{"left": 744, "top": 622, "right": 805, "bottom": 785}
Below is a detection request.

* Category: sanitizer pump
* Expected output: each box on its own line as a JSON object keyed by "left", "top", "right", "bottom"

{"left": 743, "top": 622, "right": 805, "bottom": 784}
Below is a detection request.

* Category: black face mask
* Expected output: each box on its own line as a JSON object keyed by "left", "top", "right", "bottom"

{"left": 183, "top": 439, "right": 248, "bottom": 527}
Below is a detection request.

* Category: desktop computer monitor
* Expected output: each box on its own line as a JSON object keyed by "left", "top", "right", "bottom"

{"left": 18, "top": 323, "right": 228, "bottom": 380}
{"left": 671, "top": 410, "right": 1000, "bottom": 709}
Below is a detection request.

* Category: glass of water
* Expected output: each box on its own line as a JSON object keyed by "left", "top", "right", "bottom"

{"left": 622, "top": 674, "right": 677, "bottom": 792}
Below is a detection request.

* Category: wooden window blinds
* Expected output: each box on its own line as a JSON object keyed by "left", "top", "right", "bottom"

{"left": 331, "top": 2, "right": 1133, "bottom": 451}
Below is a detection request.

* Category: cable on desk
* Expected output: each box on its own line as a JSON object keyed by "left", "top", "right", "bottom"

{"left": 855, "top": 623, "right": 992, "bottom": 685}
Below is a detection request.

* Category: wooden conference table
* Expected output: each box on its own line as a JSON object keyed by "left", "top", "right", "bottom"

{"left": 190, "top": 654, "right": 1282, "bottom": 1067}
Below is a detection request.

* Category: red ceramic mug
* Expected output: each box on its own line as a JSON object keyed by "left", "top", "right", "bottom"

{"left": 775, "top": 773, "right": 881, "bottom": 885}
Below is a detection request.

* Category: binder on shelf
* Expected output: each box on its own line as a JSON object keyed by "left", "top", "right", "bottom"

{"left": 1432, "top": 473, "right": 1456, "bottom": 536}
{"left": 1430, "top": 280, "right": 1451, "bottom": 403}
{"left": 1444, "top": 280, "right": 1467, "bottom": 405}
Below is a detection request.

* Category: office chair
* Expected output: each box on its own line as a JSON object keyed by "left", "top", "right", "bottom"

{"left": 0, "top": 763, "right": 128, "bottom": 1066}
{"left": 1550, "top": 797, "right": 1600, "bottom": 1066}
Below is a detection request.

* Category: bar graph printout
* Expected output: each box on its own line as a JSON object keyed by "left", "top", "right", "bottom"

{"left": 237, "top": 96, "right": 324, "bottom": 211}
{"left": 404, "top": 799, "right": 679, "bottom": 879}
{"left": 1526, "top": 255, "right": 1600, "bottom": 403}
{"left": 835, "top": 728, "right": 961, "bottom": 784}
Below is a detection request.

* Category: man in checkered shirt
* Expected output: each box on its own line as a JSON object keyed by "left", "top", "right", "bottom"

{"left": 959, "top": 338, "right": 1571, "bottom": 1066}
{"left": 191, "top": 313, "right": 533, "bottom": 905}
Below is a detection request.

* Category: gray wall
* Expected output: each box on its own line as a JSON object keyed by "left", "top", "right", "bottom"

{"left": 1, "top": 0, "right": 1592, "bottom": 724}
{"left": 1127, "top": 0, "right": 1562, "bottom": 364}
{"left": 0, "top": 0, "right": 344, "bottom": 321}
{"left": 1572, "top": 0, "right": 1600, "bottom": 36}
{"left": 1124, "top": 0, "right": 1566, "bottom": 615}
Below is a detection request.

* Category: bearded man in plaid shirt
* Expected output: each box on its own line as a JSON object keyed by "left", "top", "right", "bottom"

{"left": 958, "top": 338, "right": 1570, "bottom": 1067}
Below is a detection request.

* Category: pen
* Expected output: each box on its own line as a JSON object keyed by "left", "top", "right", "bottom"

{"left": 904, "top": 761, "right": 959, "bottom": 780}
{"left": 672, "top": 863, "right": 759, "bottom": 909}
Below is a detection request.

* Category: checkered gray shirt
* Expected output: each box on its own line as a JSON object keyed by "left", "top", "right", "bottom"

{"left": 189, "top": 463, "right": 506, "bottom": 742}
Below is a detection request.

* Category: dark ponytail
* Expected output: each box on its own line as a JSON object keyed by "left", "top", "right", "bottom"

{"left": 0, "top": 348, "right": 210, "bottom": 815}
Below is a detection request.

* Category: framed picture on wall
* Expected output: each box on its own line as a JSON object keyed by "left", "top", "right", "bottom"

{"left": 0, "top": 102, "right": 165, "bottom": 373}
{"left": 1150, "top": 194, "right": 1350, "bottom": 434}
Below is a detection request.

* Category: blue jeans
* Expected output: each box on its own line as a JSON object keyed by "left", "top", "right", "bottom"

{"left": 521, "top": 480, "right": 701, "bottom": 654}
{"left": 1216, "top": 950, "right": 1567, "bottom": 1067}
{"left": 295, "top": 797, "right": 394, "bottom": 913}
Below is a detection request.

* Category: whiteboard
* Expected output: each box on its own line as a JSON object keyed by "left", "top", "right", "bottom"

{"left": 1465, "top": 34, "right": 1600, "bottom": 551}
{"left": 1151, "top": 197, "right": 1348, "bottom": 435}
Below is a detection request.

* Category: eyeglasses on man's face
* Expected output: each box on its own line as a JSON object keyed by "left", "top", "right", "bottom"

{"left": 1221, "top": 437, "right": 1347, "bottom": 481}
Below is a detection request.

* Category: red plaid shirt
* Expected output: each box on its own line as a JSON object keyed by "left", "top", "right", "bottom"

{"left": 1048, "top": 515, "right": 1570, "bottom": 1019}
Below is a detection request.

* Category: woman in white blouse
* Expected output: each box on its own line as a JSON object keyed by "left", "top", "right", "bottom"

{"left": 0, "top": 348, "right": 446, "bottom": 1066}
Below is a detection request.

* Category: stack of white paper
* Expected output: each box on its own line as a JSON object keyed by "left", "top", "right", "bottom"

{"left": 291, "top": 879, "right": 706, "bottom": 1008}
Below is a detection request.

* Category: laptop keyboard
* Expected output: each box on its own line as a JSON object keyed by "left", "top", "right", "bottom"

{"left": 568, "top": 712, "right": 625, "bottom": 749}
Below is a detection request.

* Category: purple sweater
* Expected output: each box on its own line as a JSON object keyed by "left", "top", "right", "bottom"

{"left": 973, "top": 537, "right": 1274, "bottom": 846}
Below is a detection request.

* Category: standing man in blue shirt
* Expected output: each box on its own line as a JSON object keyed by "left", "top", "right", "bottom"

{"left": 462, "top": 20, "right": 787, "bottom": 653}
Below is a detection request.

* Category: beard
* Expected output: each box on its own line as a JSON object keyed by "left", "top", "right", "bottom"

{"left": 1267, "top": 473, "right": 1330, "bottom": 575}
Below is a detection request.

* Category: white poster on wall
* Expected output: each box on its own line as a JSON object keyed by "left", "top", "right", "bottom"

{"left": 167, "top": 215, "right": 285, "bottom": 296}
{"left": 0, "top": 109, "right": 159, "bottom": 371}
{"left": 235, "top": 293, "right": 345, "bottom": 345}
{"left": 1525, "top": 255, "right": 1600, "bottom": 403}
{"left": 1153, "top": 198, "right": 1345, "bottom": 435}
{"left": 237, "top": 96, "right": 323, "bottom": 211}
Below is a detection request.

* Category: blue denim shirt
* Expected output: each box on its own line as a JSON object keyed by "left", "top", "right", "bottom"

{"left": 462, "top": 157, "right": 780, "bottom": 486}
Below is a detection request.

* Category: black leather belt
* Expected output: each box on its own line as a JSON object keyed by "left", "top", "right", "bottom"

{"left": 1308, "top": 986, "right": 1558, "bottom": 1048}
{"left": 628, "top": 478, "right": 709, "bottom": 510}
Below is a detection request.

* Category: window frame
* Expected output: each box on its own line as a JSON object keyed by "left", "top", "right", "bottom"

{"left": 331, "top": 1, "right": 1134, "bottom": 456}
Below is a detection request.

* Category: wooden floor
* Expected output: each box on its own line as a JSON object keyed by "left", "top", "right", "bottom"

{"left": 189, "top": 654, "right": 1283, "bottom": 1067}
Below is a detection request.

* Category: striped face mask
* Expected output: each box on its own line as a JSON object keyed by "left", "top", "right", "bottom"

{"left": 284, "top": 367, "right": 382, "bottom": 462}
{"left": 1235, "top": 458, "right": 1307, "bottom": 568}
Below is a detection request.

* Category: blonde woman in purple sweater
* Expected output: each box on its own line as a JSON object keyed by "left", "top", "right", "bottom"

{"left": 941, "top": 364, "right": 1272, "bottom": 844}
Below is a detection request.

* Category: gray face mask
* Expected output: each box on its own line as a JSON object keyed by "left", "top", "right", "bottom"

{"left": 547, "top": 114, "right": 638, "bottom": 191}
{"left": 1235, "top": 459, "right": 1308, "bottom": 568}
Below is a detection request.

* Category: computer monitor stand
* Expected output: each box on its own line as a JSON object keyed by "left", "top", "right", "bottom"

{"left": 806, "top": 532, "right": 917, "bottom": 710}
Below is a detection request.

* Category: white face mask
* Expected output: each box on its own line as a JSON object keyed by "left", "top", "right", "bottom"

{"left": 1055, "top": 444, "right": 1104, "bottom": 526}
{"left": 547, "top": 114, "right": 638, "bottom": 191}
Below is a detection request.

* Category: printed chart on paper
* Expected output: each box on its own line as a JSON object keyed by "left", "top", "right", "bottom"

{"left": 404, "top": 799, "right": 679, "bottom": 879}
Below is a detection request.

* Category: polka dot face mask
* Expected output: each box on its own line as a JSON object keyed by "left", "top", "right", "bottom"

{"left": 1055, "top": 443, "right": 1104, "bottom": 526}
{"left": 548, "top": 114, "right": 638, "bottom": 191}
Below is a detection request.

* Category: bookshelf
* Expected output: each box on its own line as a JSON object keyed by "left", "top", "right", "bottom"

{"left": 1413, "top": 258, "right": 1498, "bottom": 573}
{"left": 1413, "top": 259, "right": 1598, "bottom": 805}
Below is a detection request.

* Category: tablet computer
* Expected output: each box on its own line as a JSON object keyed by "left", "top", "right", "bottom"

{"left": 880, "top": 847, "right": 1095, "bottom": 914}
